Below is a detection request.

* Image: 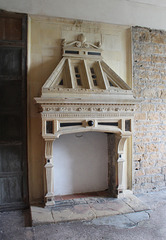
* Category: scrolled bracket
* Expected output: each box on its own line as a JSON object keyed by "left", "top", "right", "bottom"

{"left": 117, "top": 133, "right": 131, "bottom": 154}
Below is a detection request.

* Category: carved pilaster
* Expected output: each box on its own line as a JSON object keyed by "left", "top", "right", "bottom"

{"left": 107, "top": 133, "right": 131, "bottom": 197}
{"left": 117, "top": 154, "right": 125, "bottom": 194}
{"left": 117, "top": 134, "right": 130, "bottom": 195}
{"left": 44, "top": 139, "right": 55, "bottom": 206}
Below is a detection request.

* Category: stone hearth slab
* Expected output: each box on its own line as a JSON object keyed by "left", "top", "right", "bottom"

{"left": 31, "top": 194, "right": 150, "bottom": 226}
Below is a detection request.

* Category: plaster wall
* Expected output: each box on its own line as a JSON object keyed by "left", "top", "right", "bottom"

{"left": 1, "top": 0, "right": 166, "bottom": 31}
{"left": 28, "top": 15, "right": 131, "bottom": 203}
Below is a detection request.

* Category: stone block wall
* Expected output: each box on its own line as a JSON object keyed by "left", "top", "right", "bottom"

{"left": 132, "top": 26, "right": 166, "bottom": 193}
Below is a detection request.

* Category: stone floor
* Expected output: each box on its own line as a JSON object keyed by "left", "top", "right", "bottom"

{"left": 31, "top": 192, "right": 149, "bottom": 225}
{"left": 1, "top": 189, "right": 166, "bottom": 240}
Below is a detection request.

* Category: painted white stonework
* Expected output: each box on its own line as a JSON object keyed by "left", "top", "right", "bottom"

{"left": 35, "top": 34, "right": 140, "bottom": 206}
{"left": 53, "top": 132, "right": 108, "bottom": 195}
{"left": 1, "top": 0, "right": 166, "bottom": 30}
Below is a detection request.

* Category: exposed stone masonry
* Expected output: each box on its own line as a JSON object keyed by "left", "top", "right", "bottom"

{"left": 132, "top": 26, "right": 166, "bottom": 193}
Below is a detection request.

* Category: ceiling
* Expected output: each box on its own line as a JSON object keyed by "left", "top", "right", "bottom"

{"left": 1, "top": 0, "right": 166, "bottom": 30}
{"left": 127, "top": 0, "right": 166, "bottom": 7}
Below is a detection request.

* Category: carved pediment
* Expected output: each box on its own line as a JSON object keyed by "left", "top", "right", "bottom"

{"left": 36, "top": 34, "right": 138, "bottom": 105}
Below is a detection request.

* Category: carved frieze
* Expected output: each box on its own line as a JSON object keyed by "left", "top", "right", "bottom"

{"left": 41, "top": 104, "right": 135, "bottom": 112}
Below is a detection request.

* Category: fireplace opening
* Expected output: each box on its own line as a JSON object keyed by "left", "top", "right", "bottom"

{"left": 53, "top": 132, "right": 108, "bottom": 197}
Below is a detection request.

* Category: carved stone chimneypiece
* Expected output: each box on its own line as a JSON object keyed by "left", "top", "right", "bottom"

{"left": 35, "top": 34, "right": 139, "bottom": 206}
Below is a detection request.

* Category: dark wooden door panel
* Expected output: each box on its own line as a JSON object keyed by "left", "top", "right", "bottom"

{"left": 0, "top": 114, "right": 22, "bottom": 141}
{"left": 0, "top": 81, "right": 22, "bottom": 109}
{"left": 0, "top": 17, "right": 22, "bottom": 41}
{"left": 0, "top": 175, "right": 23, "bottom": 203}
{"left": 0, "top": 10, "right": 28, "bottom": 211}
{"left": 0, "top": 48, "right": 22, "bottom": 76}
{"left": 0, "top": 144, "right": 22, "bottom": 172}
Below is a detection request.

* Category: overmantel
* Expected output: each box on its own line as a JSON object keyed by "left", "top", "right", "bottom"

{"left": 35, "top": 34, "right": 140, "bottom": 206}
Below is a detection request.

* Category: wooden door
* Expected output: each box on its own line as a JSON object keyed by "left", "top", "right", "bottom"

{"left": 0, "top": 10, "right": 28, "bottom": 210}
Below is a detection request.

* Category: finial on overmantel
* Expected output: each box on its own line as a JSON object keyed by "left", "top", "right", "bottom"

{"left": 62, "top": 33, "right": 101, "bottom": 49}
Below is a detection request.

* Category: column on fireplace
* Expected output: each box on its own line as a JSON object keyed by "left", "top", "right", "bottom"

{"left": 107, "top": 133, "right": 130, "bottom": 197}
{"left": 44, "top": 139, "right": 55, "bottom": 206}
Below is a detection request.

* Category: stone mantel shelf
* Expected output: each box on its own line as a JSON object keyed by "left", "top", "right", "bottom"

{"left": 35, "top": 96, "right": 140, "bottom": 105}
